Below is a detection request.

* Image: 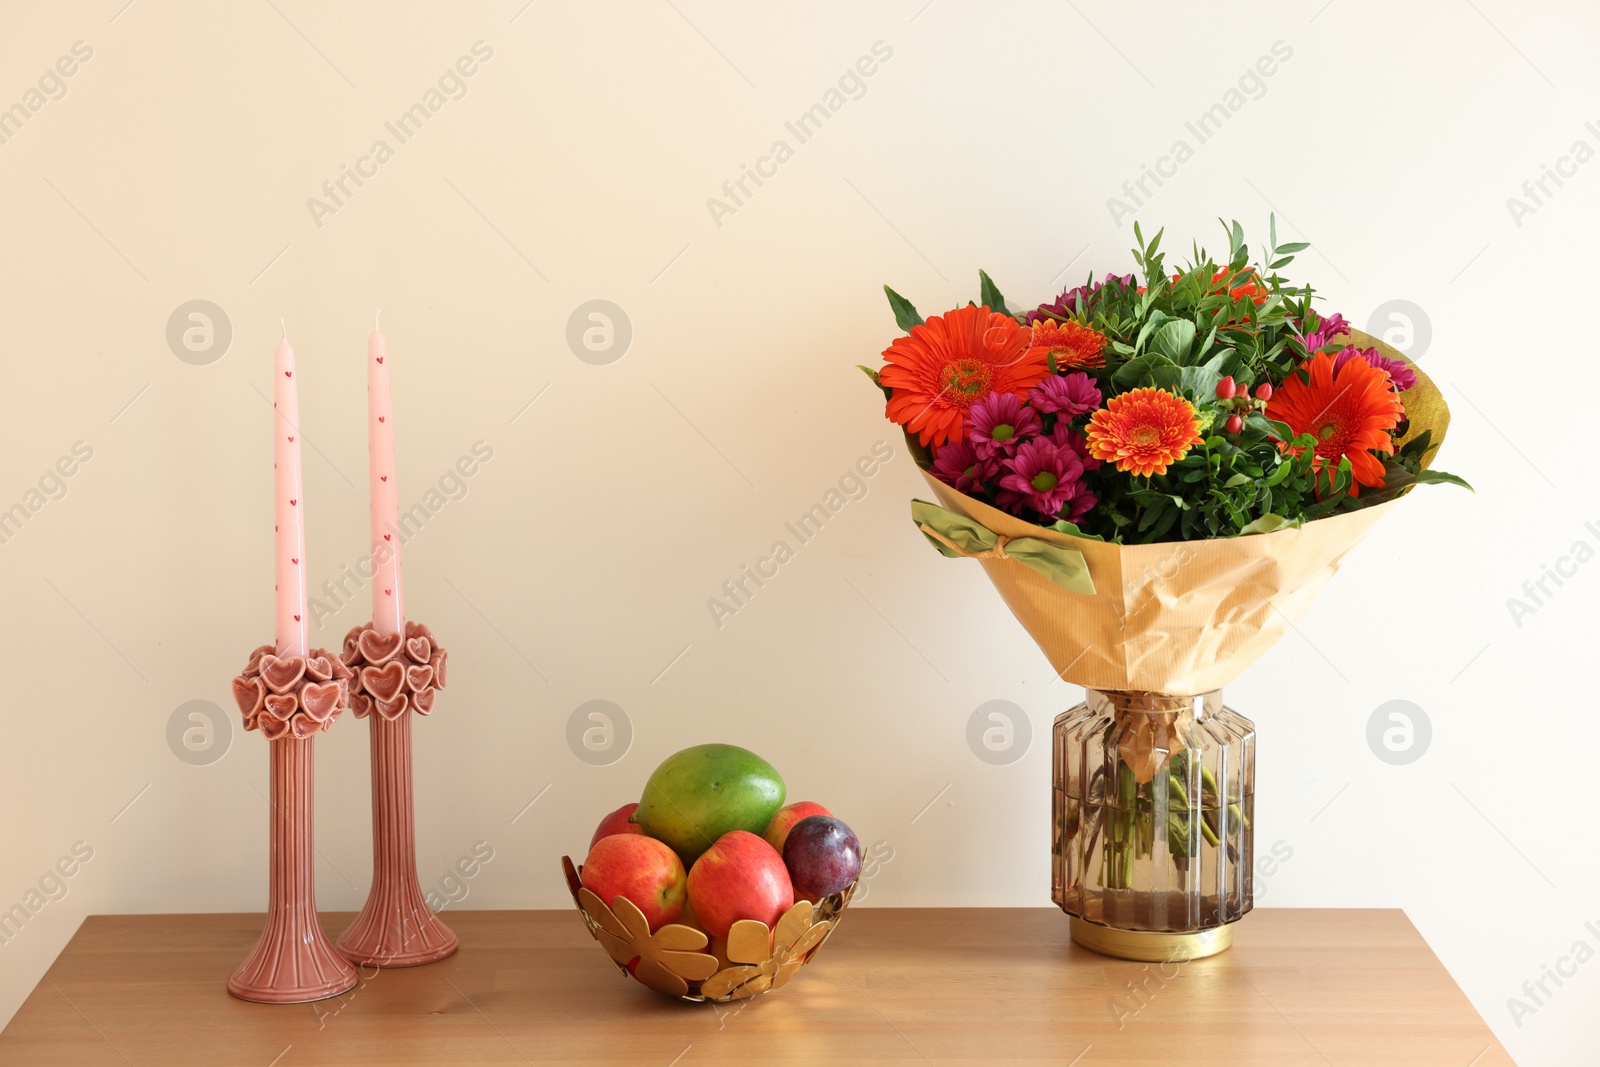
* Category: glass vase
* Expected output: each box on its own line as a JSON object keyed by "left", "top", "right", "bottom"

{"left": 1053, "top": 688, "right": 1255, "bottom": 960}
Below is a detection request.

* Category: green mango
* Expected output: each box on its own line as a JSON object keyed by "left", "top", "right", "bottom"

{"left": 633, "top": 744, "right": 786, "bottom": 864}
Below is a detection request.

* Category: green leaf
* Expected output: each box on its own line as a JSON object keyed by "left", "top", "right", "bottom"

{"left": 1224, "top": 473, "right": 1251, "bottom": 488}
{"left": 1239, "top": 513, "right": 1294, "bottom": 535}
{"left": 1151, "top": 319, "right": 1198, "bottom": 363}
{"left": 1048, "top": 520, "right": 1105, "bottom": 542}
{"left": 858, "top": 364, "right": 891, "bottom": 400}
{"left": 884, "top": 285, "right": 923, "bottom": 332}
{"left": 978, "top": 270, "right": 1010, "bottom": 317}
{"left": 1113, "top": 354, "right": 1175, "bottom": 389}
{"left": 1413, "top": 469, "right": 1474, "bottom": 491}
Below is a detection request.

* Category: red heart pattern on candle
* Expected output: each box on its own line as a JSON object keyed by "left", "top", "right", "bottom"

{"left": 380, "top": 476, "right": 387, "bottom": 481}
{"left": 361, "top": 661, "right": 406, "bottom": 704}
{"left": 285, "top": 370, "right": 292, "bottom": 377}
{"left": 258, "top": 654, "right": 306, "bottom": 694}
{"left": 378, "top": 416, "right": 385, "bottom": 423}
{"left": 385, "top": 589, "right": 392, "bottom": 596}
{"left": 290, "top": 499, "right": 297, "bottom": 506}
{"left": 288, "top": 436, "right": 294, "bottom": 442}
{"left": 383, "top": 533, "right": 391, "bottom": 540}
{"left": 357, "top": 630, "right": 403, "bottom": 664}
{"left": 294, "top": 614, "right": 301, "bottom": 622}
{"left": 376, "top": 357, "right": 383, "bottom": 363}
{"left": 291, "top": 557, "right": 298, "bottom": 565}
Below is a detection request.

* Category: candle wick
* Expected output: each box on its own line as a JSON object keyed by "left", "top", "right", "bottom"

{"left": 281, "top": 318, "right": 287, "bottom": 341}
{"left": 374, "top": 309, "right": 381, "bottom": 331}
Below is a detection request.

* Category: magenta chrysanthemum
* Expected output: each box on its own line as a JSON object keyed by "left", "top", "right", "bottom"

{"left": 1333, "top": 344, "right": 1418, "bottom": 392}
{"left": 1029, "top": 372, "right": 1102, "bottom": 418}
{"left": 968, "top": 392, "right": 1042, "bottom": 459}
{"left": 999, "top": 438, "right": 1086, "bottom": 517}
{"left": 1051, "top": 424, "right": 1104, "bottom": 471}
{"left": 1296, "top": 310, "right": 1350, "bottom": 355}
{"left": 928, "top": 439, "right": 997, "bottom": 494}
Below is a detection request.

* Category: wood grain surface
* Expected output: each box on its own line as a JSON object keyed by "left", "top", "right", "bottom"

{"left": 0, "top": 908, "right": 1513, "bottom": 1066}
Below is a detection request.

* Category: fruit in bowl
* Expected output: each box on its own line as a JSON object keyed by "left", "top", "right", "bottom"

{"left": 633, "top": 744, "right": 786, "bottom": 864}
{"left": 686, "top": 830, "right": 795, "bottom": 939}
{"left": 590, "top": 802, "right": 643, "bottom": 849}
{"left": 763, "top": 801, "right": 831, "bottom": 852}
{"left": 783, "top": 815, "right": 862, "bottom": 901}
{"left": 579, "top": 834, "right": 687, "bottom": 931}
{"left": 564, "top": 742, "right": 861, "bottom": 1002}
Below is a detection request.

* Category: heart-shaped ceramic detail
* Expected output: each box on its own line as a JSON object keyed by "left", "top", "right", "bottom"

{"left": 406, "top": 620, "right": 433, "bottom": 643}
{"left": 430, "top": 649, "right": 447, "bottom": 689}
{"left": 361, "top": 661, "right": 406, "bottom": 703}
{"left": 304, "top": 654, "right": 333, "bottom": 682}
{"left": 244, "top": 644, "right": 274, "bottom": 676}
{"left": 300, "top": 681, "right": 342, "bottom": 722}
{"left": 404, "top": 664, "right": 434, "bottom": 693}
{"left": 290, "top": 714, "right": 322, "bottom": 739}
{"left": 263, "top": 692, "right": 299, "bottom": 721}
{"left": 329, "top": 657, "right": 354, "bottom": 681}
{"left": 260, "top": 716, "right": 291, "bottom": 741}
{"left": 375, "top": 693, "right": 409, "bottom": 720}
{"left": 232, "top": 676, "right": 265, "bottom": 717}
{"left": 259, "top": 655, "right": 306, "bottom": 694}
{"left": 357, "top": 630, "right": 403, "bottom": 665}
{"left": 350, "top": 692, "right": 373, "bottom": 719}
{"left": 405, "top": 637, "right": 432, "bottom": 664}
{"left": 412, "top": 687, "right": 436, "bottom": 715}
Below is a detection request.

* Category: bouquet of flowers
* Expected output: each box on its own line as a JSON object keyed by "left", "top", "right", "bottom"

{"left": 863, "top": 220, "right": 1467, "bottom": 947}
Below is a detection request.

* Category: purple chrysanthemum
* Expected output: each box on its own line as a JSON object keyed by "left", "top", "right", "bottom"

{"left": 1029, "top": 372, "right": 1102, "bottom": 418}
{"left": 928, "top": 439, "right": 996, "bottom": 494}
{"left": 968, "top": 392, "right": 1042, "bottom": 459}
{"left": 998, "top": 438, "right": 1086, "bottom": 517}
{"left": 1333, "top": 344, "right": 1418, "bottom": 392}
{"left": 1026, "top": 273, "right": 1136, "bottom": 324}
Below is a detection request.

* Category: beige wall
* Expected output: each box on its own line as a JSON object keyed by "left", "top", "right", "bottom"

{"left": 1, "top": 2, "right": 1596, "bottom": 1061}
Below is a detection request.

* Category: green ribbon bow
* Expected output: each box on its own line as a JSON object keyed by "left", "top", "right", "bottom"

{"left": 911, "top": 500, "right": 1096, "bottom": 595}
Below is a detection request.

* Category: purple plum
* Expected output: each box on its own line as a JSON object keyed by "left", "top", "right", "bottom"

{"left": 782, "top": 815, "right": 862, "bottom": 901}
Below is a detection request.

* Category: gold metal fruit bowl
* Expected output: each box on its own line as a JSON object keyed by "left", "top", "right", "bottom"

{"left": 559, "top": 856, "right": 856, "bottom": 1002}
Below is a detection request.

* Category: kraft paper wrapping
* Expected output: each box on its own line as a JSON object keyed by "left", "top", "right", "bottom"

{"left": 916, "top": 330, "right": 1451, "bottom": 696}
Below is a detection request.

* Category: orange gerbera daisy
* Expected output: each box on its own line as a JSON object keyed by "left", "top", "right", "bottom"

{"left": 880, "top": 305, "right": 1047, "bottom": 447}
{"left": 1085, "top": 387, "right": 1203, "bottom": 477}
{"left": 1267, "top": 351, "right": 1403, "bottom": 496}
{"left": 1029, "top": 319, "right": 1107, "bottom": 369}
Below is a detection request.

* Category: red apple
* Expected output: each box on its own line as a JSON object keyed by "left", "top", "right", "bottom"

{"left": 581, "top": 834, "right": 686, "bottom": 931}
{"left": 763, "top": 801, "right": 831, "bottom": 853}
{"left": 589, "top": 802, "right": 644, "bottom": 850}
{"left": 687, "top": 830, "right": 794, "bottom": 940}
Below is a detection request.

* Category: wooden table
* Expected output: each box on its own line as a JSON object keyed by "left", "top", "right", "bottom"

{"left": 0, "top": 909, "right": 1511, "bottom": 1066}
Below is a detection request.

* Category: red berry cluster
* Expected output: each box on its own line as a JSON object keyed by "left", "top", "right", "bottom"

{"left": 1215, "top": 376, "right": 1272, "bottom": 435}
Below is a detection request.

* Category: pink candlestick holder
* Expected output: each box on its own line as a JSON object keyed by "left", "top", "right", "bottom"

{"left": 228, "top": 646, "right": 359, "bottom": 1003}
{"left": 335, "top": 621, "right": 457, "bottom": 967}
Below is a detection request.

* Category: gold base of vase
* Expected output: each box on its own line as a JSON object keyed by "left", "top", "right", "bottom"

{"left": 1069, "top": 916, "right": 1233, "bottom": 962}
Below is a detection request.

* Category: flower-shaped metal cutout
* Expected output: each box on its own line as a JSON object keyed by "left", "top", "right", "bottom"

{"left": 699, "top": 902, "right": 832, "bottom": 1001}
{"left": 562, "top": 857, "right": 718, "bottom": 998}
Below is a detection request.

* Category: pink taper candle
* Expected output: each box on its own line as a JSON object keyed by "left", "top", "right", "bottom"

{"left": 275, "top": 332, "right": 308, "bottom": 657}
{"left": 368, "top": 316, "right": 404, "bottom": 635}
